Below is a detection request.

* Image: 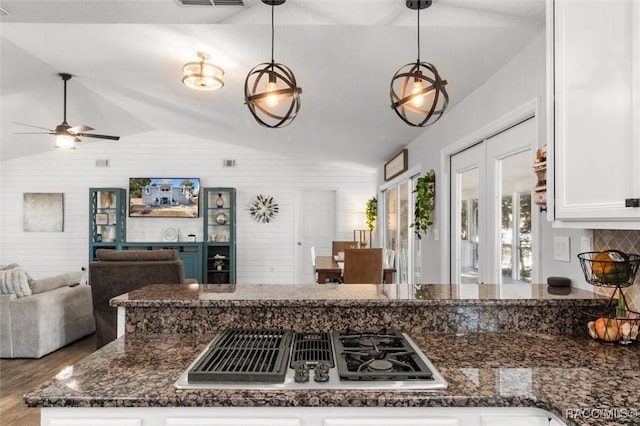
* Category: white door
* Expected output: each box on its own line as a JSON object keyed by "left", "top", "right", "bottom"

{"left": 450, "top": 118, "right": 537, "bottom": 287}
{"left": 295, "top": 190, "right": 336, "bottom": 283}
{"left": 450, "top": 143, "right": 485, "bottom": 285}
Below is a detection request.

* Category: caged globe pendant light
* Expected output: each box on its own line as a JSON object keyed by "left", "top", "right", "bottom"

{"left": 390, "top": 0, "right": 449, "bottom": 127}
{"left": 244, "top": 0, "right": 302, "bottom": 128}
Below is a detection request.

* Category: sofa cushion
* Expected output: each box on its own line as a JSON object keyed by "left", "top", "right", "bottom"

{"left": 96, "top": 248, "right": 178, "bottom": 261}
{"left": 30, "top": 271, "right": 83, "bottom": 295}
{"left": 0, "top": 263, "right": 35, "bottom": 285}
{"left": 0, "top": 268, "right": 32, "bottom": 298}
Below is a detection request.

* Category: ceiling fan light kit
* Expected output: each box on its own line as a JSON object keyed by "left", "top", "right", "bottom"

{"left": 390, "top": 0, "right": 449, "bottom": 127}
{"left": 13, "top": 72, "right": 120, "bottom": 150}
{"left": 244, "top": 0, "right": 302, "bottom": 128}
{"left": 182, "top": 51, "right": 224, "bottom": 91}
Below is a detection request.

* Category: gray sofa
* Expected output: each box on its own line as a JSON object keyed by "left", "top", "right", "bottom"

{"left": 0, "top": 271, "right": 95, "bottom": 358}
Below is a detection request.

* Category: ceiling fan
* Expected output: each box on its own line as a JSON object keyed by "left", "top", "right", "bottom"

{"left": 13, "top": 72, "right": 120, "bottom": 149}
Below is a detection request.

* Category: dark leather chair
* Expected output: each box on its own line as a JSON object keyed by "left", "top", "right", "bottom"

{"left": 332, "top": 241, "right": 359, "bottom": 257}
{"left": 89, "top": 249, "right": 187, "bottom": 348}
{"left": 342, "top": 248, "right": 383, "bottom": 284}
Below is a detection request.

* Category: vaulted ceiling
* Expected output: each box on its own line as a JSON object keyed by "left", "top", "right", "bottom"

{"left": 0, "top": 0, "right": 544, "bottom": 169}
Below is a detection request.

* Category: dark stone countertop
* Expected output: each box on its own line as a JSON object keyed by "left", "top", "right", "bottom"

{"left": 111, "top": 283, "right": 608, "bottom": 308}
{"left": 24, "top": 331, "right": 640, "bottom": 426}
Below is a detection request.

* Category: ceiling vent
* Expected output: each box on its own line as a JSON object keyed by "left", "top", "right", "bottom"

{"left": 175, "top": 0, "right": 244, "bottom": 5}
{"left": 223, "top": 159, "right": 237, "bottom": 168}
{"left": 176, "top": 0, "right": 213, "bottom": 6}
{"left": 213, "top": 0, "right": 244, "bottom": 5}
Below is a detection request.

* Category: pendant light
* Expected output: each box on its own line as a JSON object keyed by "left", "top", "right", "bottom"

{"left": 390, "top": 0, "right": 449, "bottom": 127}
{"left": 244, "top": 0, "right": 302, "bottom": 128}
{"left": 182, "top": 52, "right": 224, "bottom": 91}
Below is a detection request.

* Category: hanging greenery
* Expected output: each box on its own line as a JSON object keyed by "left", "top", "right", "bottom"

{"left": 365, "top": 196, "right": 377, "bottom": 231}
{"left": 410, "top": 169, "right": 436, "bottom": 239}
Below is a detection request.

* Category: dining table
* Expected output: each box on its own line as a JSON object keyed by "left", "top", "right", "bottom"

{"left": 315, "top": 255, "right": 396, "bottom": 284}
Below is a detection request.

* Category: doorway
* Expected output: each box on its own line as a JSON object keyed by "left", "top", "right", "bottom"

{"left": 450, "top": 118, "right": 536, "bottom": 287}
{"left": 381, "top": 172, "right": 420, "bottom": 284}
{"left": 295, "top": 190, "right": 336, "bottom": 283}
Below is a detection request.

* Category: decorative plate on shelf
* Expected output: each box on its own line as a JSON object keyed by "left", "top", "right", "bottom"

{"left": 215, "top": 212, "right": 228, "bottom": 225}
{"left": 249, "top": 194, "right": 279, "bottom": 223}
{"left": 162, "top": 227, "right": 179, "bottom": 242}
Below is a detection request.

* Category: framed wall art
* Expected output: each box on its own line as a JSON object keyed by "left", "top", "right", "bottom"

{"left": 95, "top": 213, "right": 109, "bottom": 225}
{"left": 384, "top": 149, "right": 408, "bottom": 181}
{"left": 23, "top": 192, "right": 64, "bottom": 232}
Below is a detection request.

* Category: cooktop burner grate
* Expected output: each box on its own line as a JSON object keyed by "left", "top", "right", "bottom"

{"left": 187, "top": 328, "right": 293, "bottom": 383}
{"left": 332, "top": 329, "right": 435, "bottom": 381}
{"left": 290, "top": 332, "right": 334, "bottom": 368}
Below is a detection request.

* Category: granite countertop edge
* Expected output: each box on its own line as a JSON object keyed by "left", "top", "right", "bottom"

{"left": 110, "top": 298, "right": 610, "bottom": 308}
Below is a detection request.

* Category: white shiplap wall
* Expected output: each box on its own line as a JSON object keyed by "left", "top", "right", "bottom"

{"left": 0, "top": 131, "right": 376, "bottom": 282}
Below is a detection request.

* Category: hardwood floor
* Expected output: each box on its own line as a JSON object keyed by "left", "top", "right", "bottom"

{"left": 0, "top": 333, "right": 96, "bottom": 426}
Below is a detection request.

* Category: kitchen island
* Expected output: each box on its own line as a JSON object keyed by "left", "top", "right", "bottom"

{"left": 24, "top": 284, "right": 639, "bottom": 426}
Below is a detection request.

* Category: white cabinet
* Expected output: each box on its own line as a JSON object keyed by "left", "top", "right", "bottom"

{"left": 480, "top": 416, "right": 550, "bottom": 426}
{"left": 166, "top": 419, "right": 301, "bottom": 426}
{"left": 49, "top": 419, "right": 141, "bottom": 426}
{"left": 323, "top": 419, "right": 458, "bottom": 426}
{"left": 42, "top": 407, "right": 566, "bottom": 426}
{"left": 547, "top": 0, "right": 640, "bottom": 228}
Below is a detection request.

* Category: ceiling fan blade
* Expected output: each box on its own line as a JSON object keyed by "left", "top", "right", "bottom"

{"left": 76, "top": 133, "right": 120, "bottom": 141}
{"left": 68, "top": 124, "right": 94, "bottom": 134}
{"left": 12, "top": 132, "right": 53, "bottom": 135}
{"left": 11, "top": 121, "right": 54, "bottom": 132}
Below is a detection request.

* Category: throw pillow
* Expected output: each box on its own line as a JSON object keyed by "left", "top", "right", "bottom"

{"left": 0, "top": 263, "right": 35, "bottom": 285}
{"left": 0, "top": 268, "right": 32, "bottom": 298}
{"left": 30, "top": 271, "right": 83, "bottom": 295}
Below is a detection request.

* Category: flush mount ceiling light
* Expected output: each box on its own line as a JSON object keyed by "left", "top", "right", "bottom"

{"left": 182, "top": 51, "right": 224, "bottom": 91}
{"left": 244, "top": 0, "right": 302, "bottom": 128}
{"left": 390, "top": 0, "right": 449, "bottom": 127}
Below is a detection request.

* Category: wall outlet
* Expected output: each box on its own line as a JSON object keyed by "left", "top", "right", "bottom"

{"left": 554, "top": 236, "right": 571, "bottom": 262}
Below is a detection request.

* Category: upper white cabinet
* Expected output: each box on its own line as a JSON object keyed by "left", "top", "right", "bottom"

{"left": 547, "top": 0, "right": 640, "bottom": 228}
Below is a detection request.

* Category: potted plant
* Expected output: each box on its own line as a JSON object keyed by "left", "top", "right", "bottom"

{"left": 410, "top": 169, "right": 436, "bottom": 239}
{"left": 213, "top": 259, "right": 225, "bottom": 271}
{"left": 365, "top": 196, "right": 377, "bottom": 232}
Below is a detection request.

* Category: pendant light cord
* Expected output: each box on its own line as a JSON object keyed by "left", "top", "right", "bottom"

{"left": 271, "top": 3, "right": 275, "bottom": 64}
{"left": 416, "top": 7, "right": 421, "bottom": 63}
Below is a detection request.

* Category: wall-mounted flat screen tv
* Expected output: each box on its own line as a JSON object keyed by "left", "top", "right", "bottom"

{"left": 129, "top": 178, "right": 200, "bottom": 218}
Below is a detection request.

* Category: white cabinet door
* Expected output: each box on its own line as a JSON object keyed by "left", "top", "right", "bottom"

{"left": 166, "top": 419, "right": 301, "bottom": 426}
{"left": 480, "top": 415, "right": 550, "bottom": 426}
{"left": 549, "top": 0, "right": 640, "bottom": 227}
{"left": 324, "top": 419, "right": 458, "bottom": 426}
{"left": 49, "top": 420, "right": 141, "bottom": 426}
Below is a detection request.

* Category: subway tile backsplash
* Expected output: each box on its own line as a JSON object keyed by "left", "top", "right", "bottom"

{"left": 593, "top": 229, "right": 640, "bottom": 312}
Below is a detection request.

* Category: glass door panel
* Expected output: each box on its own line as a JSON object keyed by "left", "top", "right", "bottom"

{"left": 450, "top": 143, "right": 484, "bottom": 286}
{"left": 498, "top": 149, "right": 533, "bottom": 284}
{"left": 385, "top": 187, "right": 397, "bottom": 252}
{"left": 459, "top": 168, "right": 480, "bottom": 284}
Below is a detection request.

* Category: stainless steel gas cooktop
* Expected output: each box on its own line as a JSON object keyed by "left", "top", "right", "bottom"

{"left": 174, "top": 328, "right": 447, "bottom": 390}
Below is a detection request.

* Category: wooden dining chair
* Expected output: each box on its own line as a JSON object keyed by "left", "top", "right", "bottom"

{"left": 342, "top": 248, "right": 383, "bottom": 284}
{"left": 332, "top": 241, "right": 359, "bottom": 257}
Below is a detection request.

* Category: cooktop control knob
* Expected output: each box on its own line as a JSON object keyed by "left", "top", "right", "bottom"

{"left": 293, "top": 364, "right": 310, "bottom": 383}
{"left": 313, "top": 361, "right": 330, "bottom": 382}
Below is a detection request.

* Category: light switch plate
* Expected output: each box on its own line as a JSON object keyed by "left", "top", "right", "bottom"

{"left": 554, "top": 236, "right": 570, "bottom": 262}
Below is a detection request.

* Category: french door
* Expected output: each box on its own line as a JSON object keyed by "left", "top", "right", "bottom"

{"left": 382, "top": 173, "right": 420, "bottom": 284}
{"left": 450, "top": 118, "right": 537, "bottom": 287}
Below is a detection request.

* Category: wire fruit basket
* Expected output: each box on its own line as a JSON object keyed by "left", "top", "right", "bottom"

{"left": 577, "top": 251, "right": 639, "bottom": 288}
{"left": 577, "top": 251, "right": 640, "bottom": 345}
